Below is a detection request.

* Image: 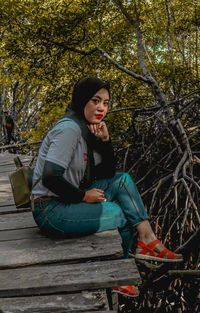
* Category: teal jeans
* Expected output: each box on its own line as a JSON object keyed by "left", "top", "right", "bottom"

{"left": 32, "top": 172, "right": 149, "bottom": 258}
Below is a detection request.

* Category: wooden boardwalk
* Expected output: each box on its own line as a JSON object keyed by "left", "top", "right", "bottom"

{"left": 0, "top": 152, "right": 141, "bottom": 313}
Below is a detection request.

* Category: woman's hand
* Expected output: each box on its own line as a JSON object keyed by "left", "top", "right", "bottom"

{"left": 82, "top": 188, "right": 107, "bottom": 203}
{"left": 88, "top": 122, "right": 109, "bottom": 142}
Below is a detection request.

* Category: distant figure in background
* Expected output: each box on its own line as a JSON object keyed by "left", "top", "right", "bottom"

{"left": 3, "top": 111, "right": 15, "bottom": 145}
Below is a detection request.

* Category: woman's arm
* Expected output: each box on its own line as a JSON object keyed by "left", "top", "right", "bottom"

{"left": 88, "top": 122, "right": 115, "bottom": 179}
{"left": 94, "top": 139, "right": 116, "bottom": 179}
{"left": 42, "top": 160, "right": 106, "bottom": 203}
{"left": 42, "top": 161, "right": 85, "bottom": 203}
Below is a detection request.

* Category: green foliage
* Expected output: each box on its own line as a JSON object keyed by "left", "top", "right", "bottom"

{"left": 0, "top": 0, "right": 199, "bottom": 141}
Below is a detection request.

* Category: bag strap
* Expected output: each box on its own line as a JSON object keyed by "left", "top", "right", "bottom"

{"left": 14, "top": 156, "right": 23, "bottom": 169}
{"left": 14, "top": 154, "right": 38, "bottom": 169}
{"left": 29, "top": 150, "right": 39, "bottom": 168}
{"left": 31, "top": 175, "right": 41, "bottom": 190}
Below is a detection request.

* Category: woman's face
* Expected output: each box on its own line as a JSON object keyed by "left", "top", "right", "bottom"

{"left": 84, "top": 88, "right": 109, "bottom": 124}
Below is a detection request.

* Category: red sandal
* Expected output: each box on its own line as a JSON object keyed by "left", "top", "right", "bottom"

{"left": 135, "top": 240, "right": 183, "bottom": 262}
{"left": 112, "top": 285, "right": 138, "bottom": 297}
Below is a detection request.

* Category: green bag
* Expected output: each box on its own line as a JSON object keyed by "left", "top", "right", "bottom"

{"left": 9, "top": 156, "right": 37, "bottom": 208}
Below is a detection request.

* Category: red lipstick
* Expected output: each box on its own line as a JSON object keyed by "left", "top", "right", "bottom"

{"left": 96, "top": 114, "right": 103, "bottom": 119}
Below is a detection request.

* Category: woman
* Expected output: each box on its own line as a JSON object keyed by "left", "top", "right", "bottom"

{"left": 32, "top": 77, "right": 183, "bottom": 297}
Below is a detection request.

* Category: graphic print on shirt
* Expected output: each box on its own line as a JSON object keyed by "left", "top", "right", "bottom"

{"left": 84, "top": 152, "right": 88, "bottom": 162}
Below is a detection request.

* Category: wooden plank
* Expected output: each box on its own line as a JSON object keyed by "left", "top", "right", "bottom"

{"left": 0, "top": 198, "right": 14, "bottom": 209}
{"left": 0, "top": 165, "right": 19, "bottom": 173}
{"left": 0, "top": 159, "right": 31, "bottom": 167}
{"left": 0, "top": 291, "right": 110, "bottom": 313}
{"left": 0, "top": 190, "right": 13, "bottom": 203}
{"left": 0, "top": 212, "right": 35, "bottom": 230}
{"left": 0, "top": 197, "right": 30, "bottom": 214}
{"left": 0, "top": 259, "right": 141, "bottom": 297}
{"left": 0, "top": 163, "right": 17, "bottom": 169}
{"left": 0, "top": 205, "right": 30, "bottom": 214}
{"left": 0, "top": 161, "right": 16, "bottom": 167}
{"left": 0, "top": 175, "right": 11, "bottom": 183}
{"left": 0, "top": 177, "right": 11, "bottom": 185}
{"left": 0, "top": 230, "right": 123, "bottom": 268}
{"left": 0, "top": 192, "right": 11, "bottom": 201}
{"left": 0, "top": 154, "right": 17, "bottom": 164}
{"left": 0, "top": 155, "right": 32, "bottom": 175}
{"left": 0, "top": 158, "right": 32, "bottom": 166}
{"left": 0, "top": 177, "right": 11, "bottom": 183}
{"left": 0, "top": 226, "right": 42, "bottom": 241}
{"left": 0, "top": 172, "right": 13, "bottom": 203}
{"left": 0, "top": 200, "right": 15, "bottom": 208}
{"left": 0, "top": 153, "right": 32, "bottom": 163}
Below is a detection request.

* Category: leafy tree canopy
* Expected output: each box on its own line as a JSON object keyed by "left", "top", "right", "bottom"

{"left": 0, "top": 0, "right": 199, "bottom": 141}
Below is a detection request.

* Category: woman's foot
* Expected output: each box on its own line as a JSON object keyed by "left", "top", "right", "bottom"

{"left": 135, "top": 239, "right": 183, "bottom": 262}
{"left": 112, "top": 285, "right": 139, "bottom": 297}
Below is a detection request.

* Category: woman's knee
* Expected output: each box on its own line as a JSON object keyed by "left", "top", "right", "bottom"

{"left": 108, "top": 173, "right": 128, "bottom": 191}
{"left": 114, "top": 172, "right": 133, "bottom": 186}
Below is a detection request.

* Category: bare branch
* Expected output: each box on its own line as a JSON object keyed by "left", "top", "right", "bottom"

{"left": 180, "top": 178, "right": 200, "bottom": 224}
{"left": 89, "top": 36, "right": 149, "bottom": 84}
{"left": 173, "top": 150, "right": 188, "bottom": 184}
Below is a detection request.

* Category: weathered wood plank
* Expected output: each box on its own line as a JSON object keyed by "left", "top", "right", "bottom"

{"left": 0, "top": 161, "right": 26, "bottom": 168}
{"left": 0, "top": 172, "right": 13, "bottom": 203}
{"left": 0, "top": 191, "right": 12, "bottom": 201}
{"left": 0, "top": 212, "right": 35, "bottom": 230}
{"left": 0, "top": 177, "right": 11, "bottom": 185}
{"left": 0, "top": 197, "right": 14, "bottom": 209}
{"left": 0, "top": 291, "right": 110, "bottom": 313}
{"left": 0, "top": 230, "right": 123, "bottom": 268}
{"left": 0, "top": 226, "right": 41, "bottom": 241}
{"left": 0, "top": 259, "right": 140, "bottom": 297}
{"left": 0, "top": 163, "right": 18, "bottom": 169}
{"left": 0, "top": 159, "right": 31, "bottom": 167}
{"left": 0, "top": 154, "right": 32, "bottom": 180}
{"left": 0, "top": 165, "right": 19, "bottom": 173}
{"left": 0, "top": 153, "right": 32, "bottom": 164}
{"left": 0, "top": 190, "right": 13, "bottom": 202}
{"left": 0, "top": 205, "right": 29, "bottom": 214}
{"left": 0, "top": 176, "right": 11, "bottom": 184}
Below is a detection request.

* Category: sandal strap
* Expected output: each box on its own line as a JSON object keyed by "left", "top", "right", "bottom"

{"left": 147, "top": 239, "right": 161, "bottom": 249}
{"left": 125, "top": 285, "right": 135, "bottom": 295}
{"left": 118, "top": 285, "right": 136, "bottom": 296}
{"left": 156, "top": 248, "right": 175, "bottom": 259}
{"left": 137, "top": 241, "right": 156, "bottom": 257}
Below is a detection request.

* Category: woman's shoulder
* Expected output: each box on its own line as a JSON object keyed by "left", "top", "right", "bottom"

{"left": 46, "top": 118, "right": 81, "bottom": 143}
{"left": 54, "top": 118, "right": 81, "bottom": 135}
